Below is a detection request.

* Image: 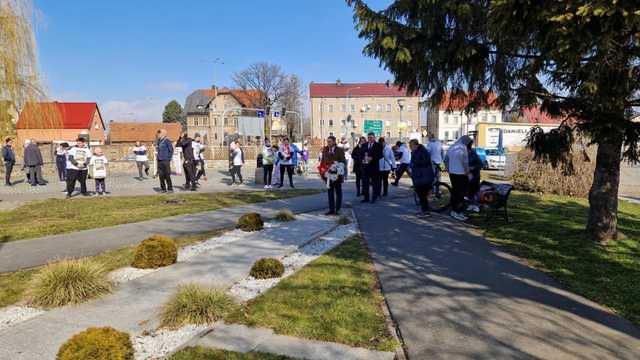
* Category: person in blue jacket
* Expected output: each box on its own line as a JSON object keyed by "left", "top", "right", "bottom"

{"left": 155, "top": 129, "right": 174, "bottom": 193}
{"left": 409, "top": 139, "right": 435, "bottom": 217}
{"left": 2, "top": 138, "right": 16, "bottom": 186}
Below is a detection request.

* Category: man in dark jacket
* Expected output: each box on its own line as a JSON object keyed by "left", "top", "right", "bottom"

{"left": 410, "top": 139, "right": 435, "bottom": 217}
{"left": 321, "top": 135, "right": 347, "bottom": 215}
{"left": 361, "top": 132, "right": 383, "bottom": 203}
{"left": 176, "top": 132, "right": 197, "bottom": 191}
{"left": 350, "top": 136, "right": 366, "bottom": 197}
{"left": 156, "top": 129, "right": 174, "bottom": 193}
{"left": 24, "top": 139, "right": 45, "bottom": 186}
{"left": 2, "top": 138, "right": 16, "bottom": 186}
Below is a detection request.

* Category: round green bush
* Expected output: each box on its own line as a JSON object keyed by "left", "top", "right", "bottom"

{"left": 57, "top": 327, "right": 133, "bottom": 360}
{"left": 250, "top": 258, "right": 285, "bottom": 279}
{"left": 29, "top": 259, "right": 112, "bottom": 308}
{"left": 237, "top": 213, "right": 264, "bottom": 232}
{"left": 131, "top": 235, "right": 178, "bottom": 269}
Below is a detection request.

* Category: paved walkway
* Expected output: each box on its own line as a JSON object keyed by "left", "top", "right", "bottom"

{"left": 0, "top": 192, "right": 328, "bottom": 272}
{"left": 354, "top": 193, "right": 640, "bottom": 359}
{"left": 0, "top": 214, "right": 336, "bottom": 359}
{"left": 189, "top": 323, "right": 394, "bottom": 360}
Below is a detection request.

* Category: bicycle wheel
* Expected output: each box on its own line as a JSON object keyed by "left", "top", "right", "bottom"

{"left": 428, "top": 181, "right": 452, "bottom": 212}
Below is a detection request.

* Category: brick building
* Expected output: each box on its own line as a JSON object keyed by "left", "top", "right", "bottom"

{"left": 16, "top": 102, "right": 105, "bottom": 145}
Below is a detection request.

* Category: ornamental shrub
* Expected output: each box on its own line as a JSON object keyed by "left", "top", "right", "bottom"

{"left": 274, "top": 209, "right": 296, "bottom": 222}
{"left": 237, "top": 213, "right": 264, "bottom": 232}
{"left": 160, "top": 283, "right": 236, "bottom": 329}
{"left": 56, "top": 327, "right": 133, "bottom": 360}
{"left": 250, "top": 258, "right": 285, "bottom": 279}
{"left": 131, "top": 235, "right": 178, "bottom": 269}
{"left": 29, "top": 259, "right": 112, "bottom": 308}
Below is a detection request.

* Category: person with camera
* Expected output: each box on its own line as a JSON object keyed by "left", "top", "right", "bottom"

{"left": 176, "top": 132, "right": 197, "bottom": 191}
{"left": 277, "top": 137, "right": 297, "bottom": 188}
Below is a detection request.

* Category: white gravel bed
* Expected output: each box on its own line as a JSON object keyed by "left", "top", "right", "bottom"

{"left": 0, "top": 306, "right": 45, "bottom": 331}
{"left": 133, "top": 324, "right": 208, "bottom": 360}
{"left": 229, "top": 222, "right": 359, "bottom": 301}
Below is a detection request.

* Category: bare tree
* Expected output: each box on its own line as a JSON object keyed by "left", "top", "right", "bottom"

{"left": 280, "top": 74, "right": 305, "bottom": 140}
{"left": 232, "top": 62, "right": 288, "bottom": 108}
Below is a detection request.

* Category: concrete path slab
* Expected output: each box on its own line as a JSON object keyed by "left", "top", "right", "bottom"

{"left": 191, "top": 323, "right": 395, "bottom": 360}
{"left": 354, "top": 192, "right": 640, "bottom": 359}
{"left": 0, "top": 192, "right": 328, "bottom": 272}
{"left": 0, "top": 214, "right": 336, "bottom": 360}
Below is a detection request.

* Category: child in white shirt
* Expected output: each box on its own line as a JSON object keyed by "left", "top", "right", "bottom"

{"left": 89, "top": 147, "right": 109, "bottom": 195}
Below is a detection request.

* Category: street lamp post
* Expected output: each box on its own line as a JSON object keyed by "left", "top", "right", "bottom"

{"left": 344, "top": 87, "right": 361, "bottom": 145}
{"left": 397, "top": 99, "right": 406, "bottom": 142}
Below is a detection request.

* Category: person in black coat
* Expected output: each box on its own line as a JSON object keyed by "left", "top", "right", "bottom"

{"left": 409, "top": 139, "right": 435, "bottom": 217}
{"left": 2, "top": 138, "right": 16, "bottom": 186}
{"left": 176, "top": 133, "right": 197, "bottom": 191}
{"left": 350, "top": 136, "right": 366, "bottom": 197}
{"left": 360, "top": 132, "right": 383, "bottom": 203}
{"left": 23, "top": 140, "right": 45, "bottom": 186}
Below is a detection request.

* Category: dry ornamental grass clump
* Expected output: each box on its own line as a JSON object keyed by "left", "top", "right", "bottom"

{"left": 160, "top": 284, "right": 236, "bottom": 329}
{"left": 250, "top": 258, "right": 285, "bottom": 279}
{"left": 131, "top": 235, "right": 178, "bottom": 269}
{"left": 28, "top": 259, "right": 112, "bottom": 308}
{"left": 274, "top": 210, "right": 296, "bottom": 222}
{"left": 56, "top": 327, "right": 134, "bottom": 360}
{"left": 237, "top": 213, "right": 264, "bottom": 232}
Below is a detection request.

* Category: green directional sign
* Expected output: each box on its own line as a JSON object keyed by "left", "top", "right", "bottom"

{"left": 363, "top": 120, "right": 383, "bottom": 137}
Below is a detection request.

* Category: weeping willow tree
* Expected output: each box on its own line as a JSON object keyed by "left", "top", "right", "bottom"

{"left": 0, "top": 0, "right": 59, "bottom": 140}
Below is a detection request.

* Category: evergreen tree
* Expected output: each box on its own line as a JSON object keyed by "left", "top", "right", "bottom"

{"left": 162, "top": 100, "right": 186, "bottom": 129}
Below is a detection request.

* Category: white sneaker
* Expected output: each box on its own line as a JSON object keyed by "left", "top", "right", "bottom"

{"left": 466, "top": 204, "right": 480, "bottom": 213}
{"left": 264, "top": 185, "right": 269, "bottom": 189}
{"left": 450, "top": 211, "right": 469, "bottom": 221}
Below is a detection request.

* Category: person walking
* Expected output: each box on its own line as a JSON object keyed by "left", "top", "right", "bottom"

{"left": 2, "top": 138, "right": 16, "bottom": 186}
{"left": 351, "top": 136, "right": 366, "bottom": 197}
{"left": 133, "top": 141, "right": 150, "bottom": 180}
{"left": 378, "top": 137, "right": 396, "bottom": 197}
{"left": 392, "top": 141, "right": 412, "bottom": 186}
{"left": 55, "top": 143, "right": 69, "bottom": 181}
{"left": 155, "top": 129, "right": 174, "bottom": 193}
{"left": 409, "top": 139, "right": 435, "bottom": 217}
{"left": 24, "top": 139, "right": 45, "bottom": 186}
{"left": 66, "top": 138, "right": 92, "bottom": 198}
{"left": 193, "top": 134, "right": 207, "bottom": 183}
{"left": 262, "top": 140, "right": 276, "bottom": 189}
{"left": 89, "top": 147, "right": 108, "bottom": 195}
{"left": 230, "top": 141, "right": 244, "bottom": 185}
{"left": 361, "top": 132, "right": 383, "bottom": 203}
{"left": 427, "top": 133, "right": 445, "bottom": 187}
{"left": 445, "top": 135, "right": 472, "bottom": 221}
{"left": 321, "top": 135, "right": 347, "bottom": 215}
{"left": 176, "top": 133, "right": 197, "bottom": 191}
{"left": 277, "top": 137, "right": 296, "bottom": 188}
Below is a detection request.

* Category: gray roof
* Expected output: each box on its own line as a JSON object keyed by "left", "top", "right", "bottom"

{"left": 184, "top": 90, "right": 214, "bottom": 115}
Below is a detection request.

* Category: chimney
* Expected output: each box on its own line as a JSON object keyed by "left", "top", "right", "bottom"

{"left": 336, "top": 79, "right": 342, "bottom": 86}
{"left": 211, "top": 85, "right": 218, "bottom": 97}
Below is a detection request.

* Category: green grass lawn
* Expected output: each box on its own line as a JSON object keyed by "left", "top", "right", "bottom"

{"left": 226, "top": 235, "right": 398, "bottom": 352}
{"left": 170, "top": 347, "right": 296, "bottom": 360}
{"left": 0, "top": 189, "right": 319, "bottom": 242}
{"left": 472, "top": 192, "right": 640, "bottom": 326}
{"left": 0, "top": 229, "right": 227, "bottom": 308}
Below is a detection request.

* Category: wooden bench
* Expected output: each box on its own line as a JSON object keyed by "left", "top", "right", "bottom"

{"left": 480, "top": 181, "right": 514, "bottom": 223}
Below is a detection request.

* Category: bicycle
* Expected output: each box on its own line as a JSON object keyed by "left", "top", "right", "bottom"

{"left": 413, "top": 165, "right": 452, "bottom": 212}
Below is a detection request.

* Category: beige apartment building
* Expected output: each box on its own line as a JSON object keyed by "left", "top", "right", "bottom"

{"left": 309, "top": 82, "right": 421, "bottom": 142}
{"left": 184, "top": 86, "right": 263, "bottom": 144}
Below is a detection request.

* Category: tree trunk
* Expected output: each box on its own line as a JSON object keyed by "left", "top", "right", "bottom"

{"left": 586, "top": 139, "right": 623, "bottom": 245}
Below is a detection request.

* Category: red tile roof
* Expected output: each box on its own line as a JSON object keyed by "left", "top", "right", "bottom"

{"left": 109, "top": 121, "right": 182, "bottom": 143}
{"left": 17, "top": 102, "right": 103, "bottom": 129}
{"left": 309, "top": 83, "right": 417, "bottom": 98}
{"left": 521, "top": 106, "right": 564, "bottom": 124}
{"left": 221, "top": 89, "right": 264, "bottom": 108}
{"left": 435, "top": 92, "right": 500, "bottom": 111}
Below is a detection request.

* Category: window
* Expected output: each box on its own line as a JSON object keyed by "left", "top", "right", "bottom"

{"left": 386, "top": 104, "right": 392, "bottom": 112}
{"left": 341, "top": 104, "right": 346, "bottom": 112}
{"left": 454, "top": 116, "right": 459, "bottom": 124}
{"left": 444, "top": 115, "right": 449, "bottom": 124}
{"left": 329, "top": 105, "right": 334, "bottom": 112}
{"left": 482, "top": 114, "right": 488, "bottom": 122}
{"left": 376, "top": 104, "right": 382, "bottom": 112}
{"left": 387, "top": 132, "right": 391, "bottom": 138}
{"left": 320, "top": 119, "right": 324, "bottom": 126}
{"left": 454, "top": 131, "right": 459, "bottom": 139}
{"left": 364, "top": 104, "right": 369, "bottom": 111}
{"left": 329, "top": 132, "right": 334, "bottom": 137}
{"left": 329, "top": 119, "right": 334, "bottom": 127}
{"left": 351, "top": 104, "right": 356, "bottom": 112}
{"left": 224, "top": 117, "right": 229, "bottom": 126}
{"left": 195, "top": 119, "right": 199, "bottom": 126}
{"left": 491, "top": 115, "right": 497, "bottom": 123}
{"left": 444, "top": 131, "right": 450, "bottom": 140}
{"left": 341, "top": 119, "right": 346, "bottom": 126}
{"left": 407, "top": 104, "right": 414, "bottom": 112}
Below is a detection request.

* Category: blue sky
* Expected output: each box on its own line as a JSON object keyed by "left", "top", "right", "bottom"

{"left": 34, "top": 0, "right": 393, "bottom": 122}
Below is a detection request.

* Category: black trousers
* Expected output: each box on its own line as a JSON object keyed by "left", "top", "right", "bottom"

{"left": 362, "top": 170, "right": 380, "bottom": 201}
{"left": 394, "top": 163, "right": 409, "bottom": 185}
{"left": 415, "top": 184, "right": 430, "bottom": 212}
{"left": 279, "top": 164, "right": 294, "bottom": 186}
{"left": 66, "top": 169, "right": 87, "bottom": 195}
{"left": 263, "top": 164, "right": 273, "bottom": 185}
{"left": 4, "top": 162, "right": 13, "bottom": 185}
{"left": 196, "top": 159, "right": 206, "bottom": 181}
{"left": 56, "top": 155, "right": 66, "bottom": 181}
{"left": 230, "top": 165, "right": 243, "bottom": 183}
{"left": 468, "top": 175, "right": 481, "bottom": 200}
{"left": 450, "top": 173, "right": 469, "bottom": 213}
{"left": 354, "top": 169, "right": 363, "bottom": 196}
{"left": 182, "top": 160, "right": 197, "bottom": 189}
{"left": 378, "top": 170, "right": 390, "bottom": 196}
{"left": 328, "top": 180, "right": 343, "bottom": 212}
{"left": 158, "top": 160, "right": 173, "bottom": 191}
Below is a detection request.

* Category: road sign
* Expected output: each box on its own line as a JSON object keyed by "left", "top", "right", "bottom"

{"left": 273, "top": 111, "right": 281, "bottom": 118}
{"left": 256, "top": 110, "right": 265, "bottom": 117}
{"left": 363, "top": 120, "right": 383, "bottom": 137}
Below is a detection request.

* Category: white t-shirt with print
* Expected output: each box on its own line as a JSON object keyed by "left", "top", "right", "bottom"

{"left": 133, "top": 145, "right": 148, "bottom": 162}
{"left": 66, "top": 147, "right": 92, "bottom": 170}
{"left": 232, "top": 148, "right": 243, "bottom": 166}
{"left": 89, "top": 155, "right": 108, "bottom": 179}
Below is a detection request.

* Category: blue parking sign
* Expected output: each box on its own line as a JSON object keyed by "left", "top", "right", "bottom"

{"left": 256, "top": 110, "right": 265, "bottom": 117}
{"left": 274, "top": 111, "right": 281, "bottom": 118}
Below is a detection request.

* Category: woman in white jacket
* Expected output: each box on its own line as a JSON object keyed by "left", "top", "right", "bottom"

{"left": 378, "top": 137, "right": 396, "bottom": 197}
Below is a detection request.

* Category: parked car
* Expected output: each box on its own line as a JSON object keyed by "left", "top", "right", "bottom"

{"left": 485, "top": 148, "right": 506, "bottom": 170}
{"left": 473, "top": 147, "right": 489, "bottom": 169}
